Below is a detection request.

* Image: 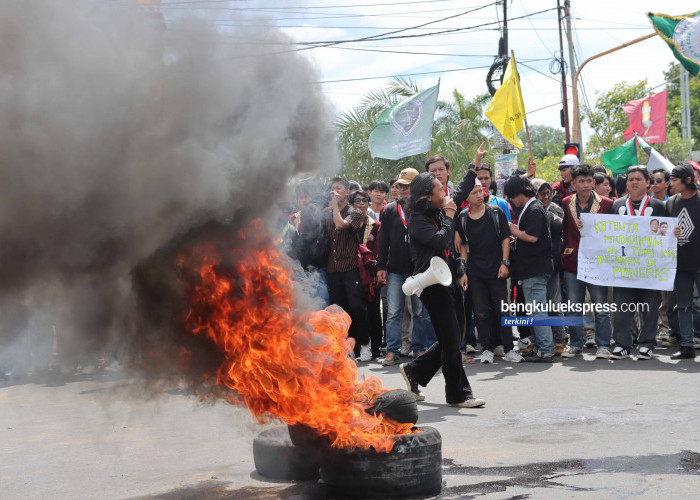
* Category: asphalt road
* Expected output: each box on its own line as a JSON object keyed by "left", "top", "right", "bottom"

{"left": 2, "top": 345, "right": 700, "bottom": 499}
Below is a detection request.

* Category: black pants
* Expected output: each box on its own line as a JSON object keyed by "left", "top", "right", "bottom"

{"left": 368, "top": 290, "right": 383, "bottom": 357}
{"left": 470, "top": 274, "right": 513, "bottom": 353}
{"left": 405, "top": 284, "right": 474, "bottom": 404}
{"left": 327, "top": 268, "right": 369, "bottom": 354}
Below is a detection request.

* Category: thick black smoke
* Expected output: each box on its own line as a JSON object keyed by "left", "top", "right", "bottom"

{"left": 0, "top": 1, "right": 337, "bottom": 383}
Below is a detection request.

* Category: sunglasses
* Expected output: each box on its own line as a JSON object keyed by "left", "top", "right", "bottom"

{"left": 652, "top": 177, "right": 666, "bottom": 183}
{"left": 353, "top": 198, "right": 370, "bottom": 203}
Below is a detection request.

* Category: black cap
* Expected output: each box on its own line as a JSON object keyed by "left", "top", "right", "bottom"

{"left": 671, "top": 164, "right": 698, "bottom": 190}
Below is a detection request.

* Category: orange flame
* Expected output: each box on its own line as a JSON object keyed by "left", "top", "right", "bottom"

{"left": 179, "top": 221, "right": 414, "bottom": 452}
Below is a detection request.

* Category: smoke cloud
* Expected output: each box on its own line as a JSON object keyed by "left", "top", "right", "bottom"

{"left": 0, "top": 1, "right": 337, "bottom": 384}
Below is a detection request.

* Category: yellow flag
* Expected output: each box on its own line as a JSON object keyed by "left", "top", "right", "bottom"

{"left": 484, "top": 56, "right": 526, "bottom": 148}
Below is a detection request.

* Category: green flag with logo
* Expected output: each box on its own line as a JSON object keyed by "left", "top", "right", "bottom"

{"left": 602, "top": 137, "right": 638, "bottom": 175}
{"left": 649, "top": 11, "right": 700, "bottom": 80}
{"left": 369, "top": 84, "right": 439, "bottom": 160}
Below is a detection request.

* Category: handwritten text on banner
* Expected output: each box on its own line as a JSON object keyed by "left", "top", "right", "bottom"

{"left": 578, "top": 213, "right": 677, "bottom": 291}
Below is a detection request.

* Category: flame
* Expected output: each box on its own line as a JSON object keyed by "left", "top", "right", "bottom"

{"left": 179, "top": 220, "right": 414, "bottom": 452}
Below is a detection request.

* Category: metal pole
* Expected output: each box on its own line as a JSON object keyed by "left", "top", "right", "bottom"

{"left": 681, "top": 67, "right": 688, "bottom": 140}
{"left": 564, "top": 0, "right": 579, "bottom": 145}
{"left": 571, "top": 32, "right": 658, "bottom": 143}
{"left": 557, "top": 0, "right": 570, "bottom": 142}
{"left": 503, "top": 0, "right": 508, "bottom": 57}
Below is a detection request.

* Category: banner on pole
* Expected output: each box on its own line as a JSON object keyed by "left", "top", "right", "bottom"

{"left": 622, "top": 89, "right": 667, "bottom": 143}
{"left": 368, "top": 84, "right": 439, "bottom": 160}
{"left": 577, "top": 213, "right": 678, "bottom": 291}
{"left": 494, "top": 153, "right": 518, "bottom": 197}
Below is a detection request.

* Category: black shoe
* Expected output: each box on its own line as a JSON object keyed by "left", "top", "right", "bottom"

{"left": 522, "top": 351, "right": 553, "bottom": 363}
{"left": 399, "top": 363, "right": 425, "bottom": 401}
{"left": 670, "top": 347, "right": 696, "bottom": 360}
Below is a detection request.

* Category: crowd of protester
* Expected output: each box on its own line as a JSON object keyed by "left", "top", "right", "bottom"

{"left": 282, "top": 150, "right": 700, "bottom": 405}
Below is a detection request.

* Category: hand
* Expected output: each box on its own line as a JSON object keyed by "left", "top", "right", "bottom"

{"left": 576, "top": 218, "right": 583, "bottom": 230}
{"left": 473, "top": 141, "right": 488, "bottom": 166}
{"left": 442, "top": 197, "right": 457, "bottom": 218}
{"left": 497, "top": 264, "right": 510, "bottom": 279}
{"left": 527, "top": 156, "right": 536, "bottom": 177}
{"left": 376, "top": 270, "right": 386, "bottom": 285}
{"left": 508, "top": 222, "right": 520, "bottom": 237}
{"left": 458, "top": 275, "right": 468, "bottom": 291}
{"left": 674, "top": 226, "right": 681, "bottom": 237}
{"left": 330, "top": 190, "right": 342, "bottom": 206}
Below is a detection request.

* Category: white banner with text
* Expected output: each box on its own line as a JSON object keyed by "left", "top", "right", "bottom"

{"left": 578, "top": 213, "right": 678, "bottom": 291}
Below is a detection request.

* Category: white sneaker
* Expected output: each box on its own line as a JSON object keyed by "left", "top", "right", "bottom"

{"left": 358, "top": 344, "right": 372, "bottom": 362}
{"left": 595, "top": 346, "right": 611, "bottom": 359}
{"left": 465, "top": 344, "right": 476, "bottom": 354}
{"left": 517, "top": 337, "right": 532, "bottom": 350}
{"left": 481, "top": 350, "right": 494, "bottom": 364}
{"left": 504, "top": 350, "right": 523, "bottom": 363}
{"left": 493, "top": 345, "right": 505, "bottom": 357}
{"left": 449, "top": 398, "right": 486, "bottom": 408}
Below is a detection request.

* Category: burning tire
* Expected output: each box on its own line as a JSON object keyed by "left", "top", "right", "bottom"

{"left": 319, "top": 426, "right": 442, "bottom": 498}
{"left": 253, "top": 427, "right": 320, "bottom": 481}
{"left": 365, "top": 389, "right": 419, "bottom": 425}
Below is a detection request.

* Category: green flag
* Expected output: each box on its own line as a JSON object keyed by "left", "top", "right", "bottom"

{"left": 635, "top": 133, "right": 674, "bottom": 173}
{"left": 649, "top": 11, "right": 700, "bottom": 80}
{"left": 369, "top": 84, "right": 439, "bottom": 160}
{"left": 602, "top": 137, "right": 638, "bottom": 175}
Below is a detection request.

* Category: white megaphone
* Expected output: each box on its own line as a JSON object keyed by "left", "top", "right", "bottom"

{"left": 402, "top": 256, "right": 452, "bottom": 297}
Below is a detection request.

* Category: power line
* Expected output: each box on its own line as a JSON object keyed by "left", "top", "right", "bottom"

{"left": 314, "top": 64, "right": 493, "bottom": 84}
{"left": 519, "top": 62, "right": 569, "bottom": 86}
{"left": 527, "top": 102, "right": 561, "bottom": 114}
{"left": 298, "top": 2, "right": 497, "bottom": 49}
{"left": 297, "top": 6, "right": 557, "bottom": 48}
{"left": 161, "top": 0, "right": 459, "bottom": 9}
{"left": 317, "top": 45, "right": 553, "bottom": 59}
{"left": 315, "top": 58, "right": 560, "bottom": 84}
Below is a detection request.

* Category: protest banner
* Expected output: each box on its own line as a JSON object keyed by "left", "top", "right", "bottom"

{"left": 494, "top": 153, "right": 518, "bottom": 197}
{"left": 578, "top": 213, "right": 678, "bottom": 291}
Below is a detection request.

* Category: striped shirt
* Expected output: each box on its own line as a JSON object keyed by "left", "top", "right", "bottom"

{"left": 325, "top": 204, "right": 363, "bottom": 273}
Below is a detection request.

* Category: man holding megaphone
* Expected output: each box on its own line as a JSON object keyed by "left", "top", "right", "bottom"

{"left": 398, "top": 170, "right": 486, "bottom": 409}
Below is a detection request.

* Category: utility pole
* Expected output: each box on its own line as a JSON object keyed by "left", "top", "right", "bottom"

{"left": 557, "top": 0, "right": 570, "bottom": 142}
{"left": 564, "top": 0, "right": 580, "bottom": 147}
{"left": 680, "top": 67, "right": 692, "bottom": 141}
{"left": 502, "top": 0, "right": 508, "bottom": 58}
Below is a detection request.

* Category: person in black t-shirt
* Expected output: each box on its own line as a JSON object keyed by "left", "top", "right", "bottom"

{"left": 454, "top": 181, "right": 520, "bottom": 363}
{"left": 669, "top": 163, "right": 700, "bottom": 359}
{"left": 504, "top": 175, "right": 555, "bottom": 362}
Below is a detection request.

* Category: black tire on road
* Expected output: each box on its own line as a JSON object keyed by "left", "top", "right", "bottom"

{"left": 319, "top": 426, "right": 442, "bottom": 498}
{"left": 253, "top": 427, "right": 321, "bottom": 481}
{"left": 365, "top": 389, "right": 419, "bottom": 425}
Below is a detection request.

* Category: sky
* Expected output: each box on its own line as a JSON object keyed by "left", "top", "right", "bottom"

{"left": 156, "top": 0, "right": 699, "bottom": 147}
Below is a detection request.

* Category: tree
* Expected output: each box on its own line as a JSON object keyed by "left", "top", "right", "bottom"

{"left": 581, "top": 79, "right": 692, "bottom": 166}
{"left": 664, "top": 61, "right": 700, "bottom": 146}
{"left": 336, "top": 78, "right": 426, "bottom": 186}
{"left": 582, "top": 79, "right": 651, "bottom": 158}
{"left": 528, "top": 125, "right": 565, "bottom": 160}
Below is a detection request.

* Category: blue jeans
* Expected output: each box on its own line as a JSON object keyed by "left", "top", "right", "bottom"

{"left": 675, "top": 269, "right": 700, "bottom": 347}
{"left": 386, "top": 273, "right": 431, "bottom": 355}
{"left": 546, "top": 272, "right": 567, "bottom": 343}
{"left": 520, "top": 274, "right": 555, "bottom": 355}
{"left": 563, "top": 271, "right": 611, "bottom": 349}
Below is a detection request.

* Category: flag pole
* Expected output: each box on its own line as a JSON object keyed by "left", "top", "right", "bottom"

{"left": 511, "top": 50, "right": 533, "bottom": 161}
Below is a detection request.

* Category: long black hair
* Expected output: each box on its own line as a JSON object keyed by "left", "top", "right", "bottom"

{"left": 407, "top": 172, "right": 436, "bottom": 215}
